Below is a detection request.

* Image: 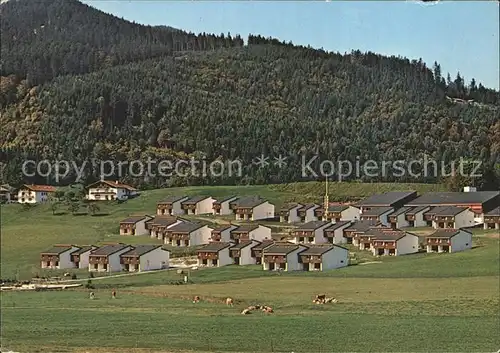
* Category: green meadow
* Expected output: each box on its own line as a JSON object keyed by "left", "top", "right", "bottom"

{"left": 1, "top": 181, "right": 499, "bottom": 352}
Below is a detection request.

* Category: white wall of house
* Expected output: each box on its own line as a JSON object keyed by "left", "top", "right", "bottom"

{"left": 171, "top": 200, "right": 187, "bottom": 215}
{"left": 87, "top": 187, "right": 128, "bottom": 201}
{"left": 18, "top": 190, "right": 52, "bottom": 204}
{"left": 454, "top": 210, "right": 475, "bottom": 228}
{"left": 396, "top": 234, "right": 419, "bottom": 256}
{"left": 77, "top": 250, "right": 93, "bottom": 269}
{"left": 239, "top": 240, "right": 260, "bottom": 265}
{"left": 341, "top": 206, "right": 361, "bottom": 221}
{"left": 251, "top": 202, "right": 275, "bottom": 220}
{"left": 379, "top": 209, "right": 394, "bottom": 226}
{"left": 41, "top": 246, "right": 80, "bottom": 269}
{"left": 194, "top": 198, "right": 214, "bottom": 214}
{"left": 198, "top": 248, "right": 232, "bottom": 267}
{"left": 327, "top": 223, "right": 352, "bottom": 244}
{"left": 188, "top": 226, "right": 213, "bottom": 246}
{"left": 450, "top": 230, "right": 472, "bottom": 252}
{"left": 285, "top": 246, "right": 307, "bottom": 271}
{"left": 395, "top": 213, "right": 410, "bottom": 228}
{"left": 413, "top": 208, "right": 430, "bottom": 227}
{"left": 281, "top": 205, "right": 302, "bottom": 223}
{"left": 134, "top": 219, "right": 150, "bottom": 235}
{"left": 304, "top": 206, "right": 319, "bottom": 222}
{"left": 322, "top": 246, "right": 349, "bottom": 270}
{"left": 213, "top": 198, "right": 238, "bottom": 215}
{"left": 215, "top": 226, "right": 238, "bottom": 242}
{"left": 248, "top": 226, "right": 272, "bottom": 242}
{"left": 138, "top": 248, "right": 170, "bottom": 271}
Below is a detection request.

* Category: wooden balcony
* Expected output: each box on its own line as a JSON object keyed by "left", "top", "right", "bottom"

{"left": 157, "top": 204, "right": 173, "bottom": 210}
{"left": 427, "top": 238, "right": 451, "bottom": 245}
{"left": 314, "top": 209, "right": 324, "bottom": 217}
{"left": 182, "top": 204, "right": 196, "bottom": 210}
{"left": 198, "top": 253, "right": 219, "bottom": 260}
{"left": 230, "top": 232, "right": 249, "bottom": 240}
{"left": 434, "top": 216, "right": 454, "bottom": 222}
{"left": 71, "top": 255, "right": 80, "bottom": 263}
{"left": 484, "top": 216, "right": 500, "bottom": 223}
{"left": 251, "top": 250, "right": 262, "bottom": 258}
{"left": 389, "top": 216, "right": 397, "bottom": 223}
{"left": 40, "top": 255, "right": 59, "bottom": 262}
{"left": 298, "top": 211, "right": 307, "bottom": 217}
{"left": 170, "top": 233, "right": 190, "bottom": 240}
{"left": 279, "top": 210, "right": 290, "bottom": 216}
{"left": 424, "top": 215, "right": 434, "bottom": 221}
{"left": 213, "top": 204, "right": 221, "bottom": 210}
{"left": 263, "top": 255, "right": 286, "bottom": 263}
{"left": 293, "top": 231, "right": 314, "bottom": 237}
{"left": 230, "top": 250, "right": 241, "bottom": 258}
{"left": 120, "top": 257, "right": 140, "bottom": 265}
{"left": 299, "top": 255, "right": 321, "bottom": 264}
{"left": 211, "top": 234, "right": 221, "bottom": 241}
{"left": 89, "top": 256, "right": 108, "bottom": 265}
{"left": 405, "top": 215, "right": 415, "bottom": 221}
{"left": 236, "top": 208, "right": 253, "bottom": 214}
{"left": 371, "top": 242, "right": 396, "bottom": 249}
{"left": 120, "top": 224, "right": 135, "bottom": 230}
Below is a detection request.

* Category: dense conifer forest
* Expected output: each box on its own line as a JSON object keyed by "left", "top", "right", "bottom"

{"left": 1, "top": 0, "right": 499, "bottom": 190}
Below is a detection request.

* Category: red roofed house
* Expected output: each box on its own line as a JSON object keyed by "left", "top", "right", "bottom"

{"left": 18, "top": 184, "right": 56, "bottom": 204}
{"left": 86, "top": 180, "right": 138, "bottom": 201}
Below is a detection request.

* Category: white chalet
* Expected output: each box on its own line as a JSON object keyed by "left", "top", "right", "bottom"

{"left": 86, "top": 180, "right": 137, "bottom": 201}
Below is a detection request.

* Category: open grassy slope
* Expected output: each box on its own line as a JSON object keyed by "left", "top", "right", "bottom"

{"left": 0, "top": 181, "right": 448, "bottom": 278}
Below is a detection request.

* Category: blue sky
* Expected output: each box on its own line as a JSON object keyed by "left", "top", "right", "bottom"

{"left": 82, "top": 1, "right": 499, "bottom": 90}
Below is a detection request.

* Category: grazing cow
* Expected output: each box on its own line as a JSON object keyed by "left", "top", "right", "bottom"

{"left": 262, "top": 306, "right": 274, "bottom": 313}
{"left": 89, "top": 291, "right": 95, "bottom": 300}
{"left": 225, "top": 297, "right": 234, "bottom": 306}
{"left": 324, "top": 297, "right": 337, "bottom": 303}
{"left": 241, "top": 308, "right": 251, "bottom": 315}
{"left": 247, "top": 306, "right": 257, "bottom": 311}
{"left": 315, "top": 294, "right": 326, "bottom": 301}
{"left": 193, "top": 295, "right": 200, "bottom": 303}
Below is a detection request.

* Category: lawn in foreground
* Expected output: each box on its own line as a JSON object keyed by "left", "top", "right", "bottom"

{"left": 2, "top": 275, "right": 499, "bottom": 353}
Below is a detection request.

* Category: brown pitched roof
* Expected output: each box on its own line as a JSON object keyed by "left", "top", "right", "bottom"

{"left": 182, "top": 195, "right": 211, "bottom": 205}
{"left": 197, "top": 242, "right": 232, "bottom": 252}
{"left": 213, "top": 196, "right": 238, "bottom": 204}
{"left": 327, "top": 205, "right": 350, "bottom": 212}
{"left": 427, "top": 229, "right": 472, "bottom": 238}
{"left": 71, "top": 246, "right": 96, "bottom": 256}
{"left": 120, "top": 215, "right": 151, "bottom": 224}
{"left": 324, "top": 221, "right": 352, "bottom": 231}
{"left": 231, "top": 224, "right": 260, "bottom": 233}
{"left": 299, "top": 244, "right": 347, "bottom": 255}
{"left": 158, "top": 195, "right": 188, "bottom": 204}
{"left": 405, "top": 205, "right": 430, "bottom": 215}
{"left": 23, "top": 184, "right": 56, "bottom": 192}
{"left": 212, "top": 224, "right": 235, "bottom": 232}
{"left": 432, "top": 206, "right": 469, "bottom": 216}
{"left": 168, "top": 222, "right": 205, "bottom": 233}
{"left": 263, "top": 242, "right": 302, "bottom": 255}
{"left": 485, "top": 206, "right": 500, "bottom": 216}
{"left": 344, "top": 220, "right": 381, "bottom": 232}
{"left": 41, "top": 245, "right": 77, "bottom": 255}
{"left": 121, "top": 245, "right": 164, "bottom": 257}
{"left": 230, "top": 240, "right": 255, "bottom": 250}
{"left": 251, "top": 240, "right": 275, "bottom": 251}
{"left": 280, "top": 203, "right": 303, "bottom": 212}
{"left": 361, "top": 207, "right": 394, "bottom": 216}
{"left": 298, "top": 203, "right": 319, "bottom": 212}
{"left": 296, "top": 220, "right": 331, "bottom": 231}
{"left": 90, "top": 244, "right": 130, "bottom": 257}
{"left": 148, "top": 216, "right": 183, "bottom": 227}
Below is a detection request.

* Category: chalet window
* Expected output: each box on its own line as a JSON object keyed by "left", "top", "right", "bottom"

{"left": 94, "top": 264, "right": 98, "bottom": 269}
{"left": 340, "top": 260, "right": 344, "bottom": 263}
{"left": 308, "top": 237, "right": 314, "bottom": 242}
{"left": 46, "top": 261, "right": 50, "bottom": 266}
{"left": 54, "top": 261, "right": 59, "bottom": 266}
{"left": 103, "top": 264, "right": 108, "bottom": 270}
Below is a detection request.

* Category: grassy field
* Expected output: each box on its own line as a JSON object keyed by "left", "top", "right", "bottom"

{"left": 2, "top": 181, "right": 500, "bottom": 352}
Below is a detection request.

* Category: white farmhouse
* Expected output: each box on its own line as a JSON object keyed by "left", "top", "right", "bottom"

{"left": 360, "top": 206, "right": 394, "bottom": 226}
{"left": 323, "top": 221, "right": 353, "bottom": 244}
{"left": 119, "top": 215, "right": 153, "bottom": 236}
{"left": 180, "top": 196, "right": 215, "bottom": 215}
{"left": 404, "top": 206, "right": 431, "bottom": 227}
{"left": 69, "top": 246, "right": 97, "bottom": 269}
{"left": 291, "top": 221, "right": 332, "bottom": 245}
{"left": 324, "top": 205, "right": 360, "bottom": 222}
{"left": 230, "top": 224, "right": 272, "bottom": 243}
{"left": 157, "top": 196, "right": 189, "bottom": 216}
{"left": 229, "top": 240, "right": 260, "bottom": 265}
{"left": 212, "top": 196, "right": 239, "bottom": 215}
{"left": 163, "top": 222, "right": 212, "bottom": 246}
{"left": 210, "top": 224, "right": 239, "bottom": 242}
{"left": 298, "top": 244, "right": 349, "bottom": 271}
{"left": 425, "top": 229, "right": 472, "bottom": 253}
{"left": 120, "top": 245, "right": 170, "bottom": 272}
{"left": 197, "top": 242, "right": 233, "bottom": 267}
{"left": 297, "top": 204, "right": 321, "bottom": 223}
{"left": 88, "top": 244, "right": 133, "bottom": 272}
{"left": 86, "top": 180, "right": 137, "bottom": 201}
{"left": 432, "top": 206, "right": 475, "bottom": 229}
{"left": 370, "top": 230, "right": 419, "bottom": 256}
{"left": 279, "top": 203, "right": 303, "bottom": 223}
{"left": 262, "top": 242, "right": 307, "bottom": 271}
{"left": 18, "top": 184, "right": 56, "bottom": 204}
{"left": 233, "top": 197, "right": 275, "bottom": 221}
{"left": 40, "top": 244, "right": 81, "bottom": 269}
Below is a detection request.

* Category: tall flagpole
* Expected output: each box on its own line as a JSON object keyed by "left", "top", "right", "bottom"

{"left": 323, "top": 174, "right": 329, "bottom": 221}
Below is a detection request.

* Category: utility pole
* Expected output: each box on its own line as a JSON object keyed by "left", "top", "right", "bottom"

{"left": 323, "top": 174, "right": 329, "bottom": 221}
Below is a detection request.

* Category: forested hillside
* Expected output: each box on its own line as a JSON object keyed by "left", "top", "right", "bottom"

{"left": 1, "top": 0, "right": 499, "bottom": 190}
